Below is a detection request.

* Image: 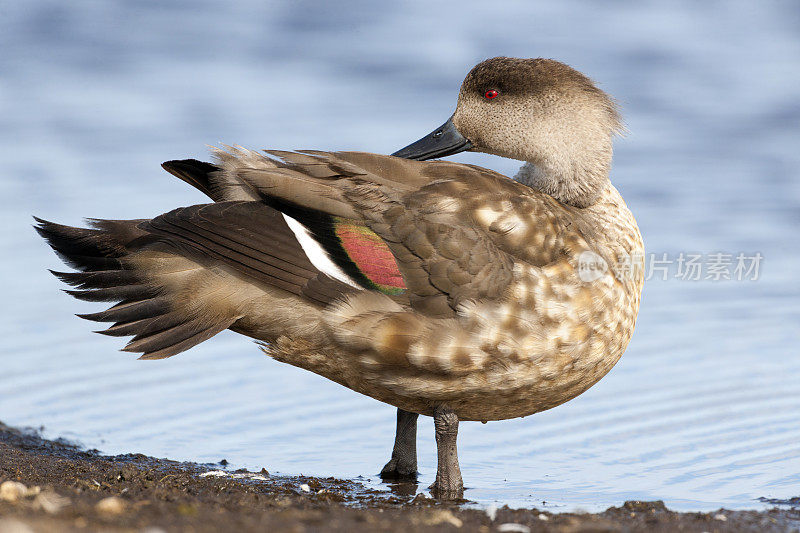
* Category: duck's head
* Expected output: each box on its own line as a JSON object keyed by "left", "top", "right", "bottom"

{"left": 393, "top": 57, "right": 622, "bottom": 208}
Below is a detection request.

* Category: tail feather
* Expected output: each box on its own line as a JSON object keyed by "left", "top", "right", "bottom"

{"left": 51, "top": 269, "right": 140, "bottom": 289}
{"left": 137, "top": 325, "right": 231, "bottom": 360}
{"left": 77, "top": 298, "right": 172, "bottom": 323}
{"left": 123, "top": 321, "right": 231, "bottom": 360}
{"left": 35, "top": 217, "right": 236, "bottom": 359}
{"left": 34, "top": 218, "right": 124, "bottom": 271}
{"left": 98, "top": 311, "right": 188, "bottom": 338}
{"left": 161, "top": 159, "right": 222, "bottom": 201}
{"left": 64, "top": 284, "right": 159, "bottom": 302}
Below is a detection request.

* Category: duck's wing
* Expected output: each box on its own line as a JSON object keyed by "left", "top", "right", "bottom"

{"left": 208, "top": 147, "right": 568, "bottom": 318}
{"left": 141, "top": 201, "right": 356, "bottom": 306}
{"left": 36, "top": 199, "right": 358, "bottom": 359}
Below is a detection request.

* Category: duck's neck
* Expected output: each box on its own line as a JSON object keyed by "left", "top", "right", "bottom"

{"left": 513, "top": 159, "right": 611, "bottom": 208}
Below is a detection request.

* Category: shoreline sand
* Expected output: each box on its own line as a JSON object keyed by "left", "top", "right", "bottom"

{"left": 0, "top": 421, "right": 797, "bottom": 532}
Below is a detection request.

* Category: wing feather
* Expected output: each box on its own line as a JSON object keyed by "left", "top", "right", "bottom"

{"left": 209, "top": 148, "right": 524, "bottom": 315}
{"left": 141, "top": 201, "right": 356, "bottom": 305}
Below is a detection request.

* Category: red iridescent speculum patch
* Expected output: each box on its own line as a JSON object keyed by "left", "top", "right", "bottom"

{"left": 333, "top": 219, "right": 406, "bottom": 295}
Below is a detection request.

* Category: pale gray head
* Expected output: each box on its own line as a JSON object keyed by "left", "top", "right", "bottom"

{"left": 393, "top": 57, "right": 623, "bottom": 208}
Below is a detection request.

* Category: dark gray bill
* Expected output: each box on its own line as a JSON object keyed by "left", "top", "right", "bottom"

{"left": 391, "top": 118, "right": 473, "bottom": 161}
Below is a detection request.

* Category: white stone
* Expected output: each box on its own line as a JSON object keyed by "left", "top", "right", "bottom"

{"left": 485, "top": 503, "right": 498, "bottom": 521}
{"left": 199, "top": 470, "right": 228, "bottom": 478}
{"left": 0, "top": 481, "right": 27, "bottom": 502}
{"left": 95, "top": 496, "right": 126, "bottom": 515}
{"left": 497, "top": 524, "right": 530, "bottom": 533}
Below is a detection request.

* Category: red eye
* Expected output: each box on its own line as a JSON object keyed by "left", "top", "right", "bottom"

{"left": 484, "top": 89, "right": 499, "bottom": 100}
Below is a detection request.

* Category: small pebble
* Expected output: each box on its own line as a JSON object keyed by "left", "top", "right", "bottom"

{"left": 497, "top": 524, "right": 530, "bottom": 533}
{"left": 538, "top": 513, "right": 549, "bottom": 521}
{"left": 34, "top": 492, "right": 70, "bottom": 514}
{"left": 300, "top": 484, "right": 311, "bottom": 493}
{"left": 485, "top": 503, "right": 498, "bottom": 521}
{"left": 199, "top": 470, "right": 227, "bottom": 478}
{"left": 0, "top": 481, "right": 28, "bottom": 502}
{"left": 95, "top": 496, "right": 126, "bottom": 515}
{"left": 422, "top": 510, "right": 463, "bottom": 528}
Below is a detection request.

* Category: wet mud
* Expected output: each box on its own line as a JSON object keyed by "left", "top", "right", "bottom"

{"left": 0, "top": 421, "right": 797, "bottom": 532}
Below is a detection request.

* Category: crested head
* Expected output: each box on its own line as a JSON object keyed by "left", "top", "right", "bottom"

{"left": 451, "top": 57, "right": 623, "bottom": 207}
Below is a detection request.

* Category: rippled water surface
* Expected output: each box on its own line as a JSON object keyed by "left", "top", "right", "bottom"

{"left": 2, "top": 0, "right": 799, "bottom": 512}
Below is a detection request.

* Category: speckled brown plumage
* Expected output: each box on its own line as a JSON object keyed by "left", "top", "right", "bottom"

{"left": 234, "top": 148, "right": 645, "bottom": 420}
{"left": 36, "top": 57, "right": 644, "bottom": 497}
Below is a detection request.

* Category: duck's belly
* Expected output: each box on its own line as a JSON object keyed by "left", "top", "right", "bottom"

{"left": 268, "top": 326, "right": 631, "bottom": 421}
{"left": 348, "top": 336, "right": 628, "bottom": 421}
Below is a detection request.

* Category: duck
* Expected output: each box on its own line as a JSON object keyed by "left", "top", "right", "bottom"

{"left": 35, "top": 57, "right": 644, "bottom": 499}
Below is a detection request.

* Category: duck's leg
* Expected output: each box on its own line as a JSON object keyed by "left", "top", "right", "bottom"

{"left": 429, "top": 404, "right": 463, "bottom": 499}
{"left": 380, "top": 408, "right": 419, "bottom": 479}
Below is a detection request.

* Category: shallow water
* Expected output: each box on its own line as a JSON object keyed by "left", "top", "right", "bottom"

{"left": 1, "top": 0, "right": 799, "bottom": 513}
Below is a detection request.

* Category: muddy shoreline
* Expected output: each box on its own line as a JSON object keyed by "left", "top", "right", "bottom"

{"left": 0, "top": 421, "right": 797, "bottom": 532}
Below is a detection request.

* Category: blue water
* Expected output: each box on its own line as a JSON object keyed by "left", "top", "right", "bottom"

{"left": 1, "top": 0, "right": 799, "bottom": 512}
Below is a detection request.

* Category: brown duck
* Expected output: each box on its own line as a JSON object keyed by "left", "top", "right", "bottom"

{"left": 36, "top": 57, "right": 644, "bottom": 498}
